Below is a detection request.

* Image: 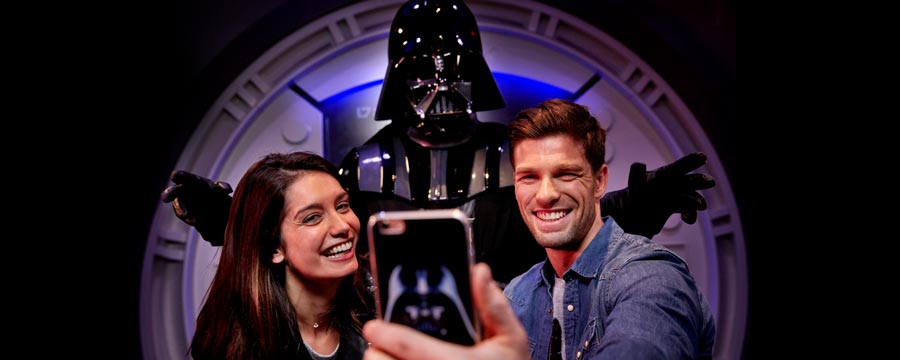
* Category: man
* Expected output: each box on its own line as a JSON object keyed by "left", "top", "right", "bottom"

{"left": 504, "top": 99, "right": 715, "bottom": 359}
{"left": 162, "top": 0, "right": 715, "bottom": 284}
{"left": 362, "top": 99, "right": 715, "bottom": 360}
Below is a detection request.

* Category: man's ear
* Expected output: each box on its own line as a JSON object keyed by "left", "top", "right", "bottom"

{"left": 272, "top": 248, "right": 285, "bottom": 264}
{"left": 595, "top": 164, "right": 608, "bottom": 199}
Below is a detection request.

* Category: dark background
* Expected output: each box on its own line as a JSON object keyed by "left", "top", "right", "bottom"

{"left": 127, "top": 0, "right": 752, "bottom": 358}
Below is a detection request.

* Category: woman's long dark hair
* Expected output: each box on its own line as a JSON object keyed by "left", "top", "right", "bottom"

{"left": 190, "top": 152, "right": 372, "bottom": 359}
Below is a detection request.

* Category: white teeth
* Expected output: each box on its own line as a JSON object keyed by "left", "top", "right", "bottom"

{"left": 537, "top": 211, "right": 566, "bottom": 220}
{"left": 325, "top": 241, "right": 352, "bottom": 258}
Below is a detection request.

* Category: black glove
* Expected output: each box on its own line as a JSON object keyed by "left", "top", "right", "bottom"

{"left": 160, "top": 170, "right": 233, "bottom": 246}
{"left": 601, "top": 152, "right": 715, "bottom": 238}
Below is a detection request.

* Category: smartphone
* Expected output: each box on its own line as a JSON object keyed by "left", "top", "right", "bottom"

{"left": 367, "top": 209, "right": 480, "bottom": 345}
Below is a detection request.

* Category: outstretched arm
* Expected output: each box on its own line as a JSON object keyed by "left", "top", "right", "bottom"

{"left": 601, "top": 152, "right": 716, "bottom": 238}
{"left": 160, "top": 170, "right": 233, "bottom": 246}
{"left": 597, "top": 257, "right": 715, "bottom": 358}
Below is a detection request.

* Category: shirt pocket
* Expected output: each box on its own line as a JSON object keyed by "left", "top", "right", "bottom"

{"left": 577, "top": 317, "right": 603, "bottom": 359}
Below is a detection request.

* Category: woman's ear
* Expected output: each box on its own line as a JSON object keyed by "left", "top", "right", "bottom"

{"left": 272, "top": 248, "right": 285, "bottom": 264}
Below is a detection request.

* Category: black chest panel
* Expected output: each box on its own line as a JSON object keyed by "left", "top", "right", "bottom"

{"left": 339, "top": 123, "right": 544, "bottom": 283}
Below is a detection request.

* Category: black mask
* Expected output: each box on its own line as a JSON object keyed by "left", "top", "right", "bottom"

{"left": 375, "top": 0, "right": 505, "bottom": 148}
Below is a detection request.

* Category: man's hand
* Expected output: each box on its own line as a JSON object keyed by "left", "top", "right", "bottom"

{"left": 160, "top": 170, "right": 233, "bottom": 246}
{"left": 602, "top": 152, "right": 716, "bottom": 238}
{"left": 363, "top": 263, "right": 528, "bottom": 360}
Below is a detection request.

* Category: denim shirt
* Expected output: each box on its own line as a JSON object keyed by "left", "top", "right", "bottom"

{"left": 504, "top": 217, "right": 715, "bottom": 360}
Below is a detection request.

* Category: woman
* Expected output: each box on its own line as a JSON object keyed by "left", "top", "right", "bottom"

{"left": 190, "top": 152, "right": 372, "bottom": 359}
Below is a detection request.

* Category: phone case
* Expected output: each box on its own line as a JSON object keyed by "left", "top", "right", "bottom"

{"left": 367, "top": 209, "right": 480, "bottom": 345}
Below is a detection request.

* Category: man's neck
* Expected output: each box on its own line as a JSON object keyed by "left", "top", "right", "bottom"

{"left": 545, "top": 217, "right": 605, "bottom": 277}
{"left": 547, "top": 249, "right": 580, "bottom": 277}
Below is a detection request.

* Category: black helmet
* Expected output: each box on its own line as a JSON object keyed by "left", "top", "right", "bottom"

{"left": 375, "top": 0, "right": 505, "bottom": 147}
